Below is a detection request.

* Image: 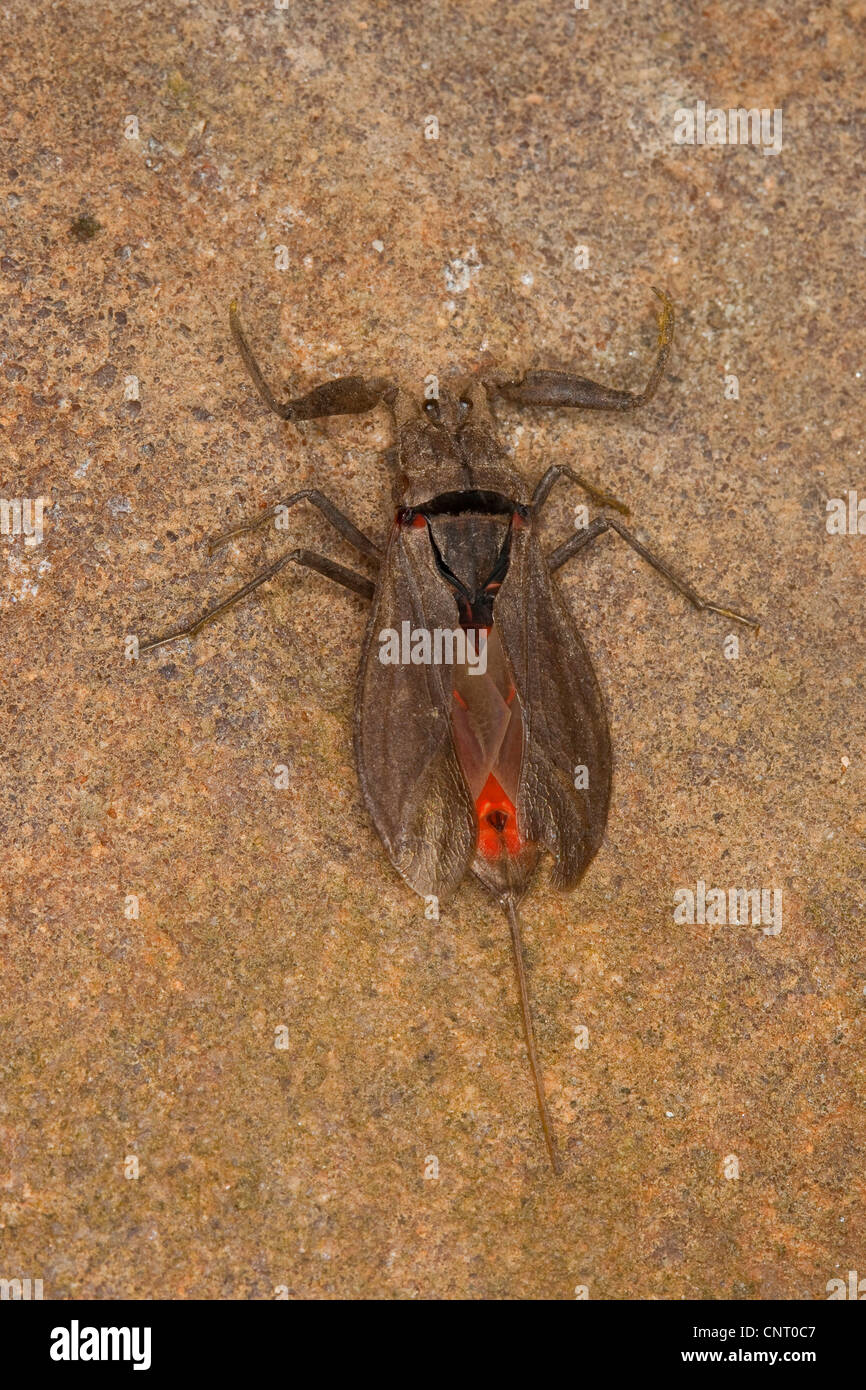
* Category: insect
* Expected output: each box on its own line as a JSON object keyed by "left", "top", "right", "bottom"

{"left": 142, "top": 289, "right": 756, "bottom": 1174}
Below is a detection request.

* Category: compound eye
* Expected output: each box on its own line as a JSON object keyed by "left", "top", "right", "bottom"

{"left": 458, "top": 396, "right": 472, "bottom": 420}
{"left": 424, "top": 398, "right": 441, "bottom": 422}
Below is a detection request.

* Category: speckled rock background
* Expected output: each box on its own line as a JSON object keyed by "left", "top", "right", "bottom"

{"left": 1, "top": 0, "right": 863, "bottom": 1300}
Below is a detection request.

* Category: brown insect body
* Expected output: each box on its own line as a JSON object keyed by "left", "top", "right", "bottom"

{"left": 355, "top": 384, "right": 612, "bottom": 911}
{"left": 142, "top": 291, "right": 756, "bottom": 1174}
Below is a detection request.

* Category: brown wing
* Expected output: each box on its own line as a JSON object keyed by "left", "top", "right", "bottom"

{"left": 493, "top": 524, "right": 612, "bottom": 890}
{"left": 353, "top": 523, "right": 477, "bottom": 903}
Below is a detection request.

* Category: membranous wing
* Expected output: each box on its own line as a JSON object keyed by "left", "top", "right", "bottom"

{"left": 355, "top": 510, "right": 611, "bottom": 902}
{"left": 354, "top": 522, "right": 477, "bottom": 902}
{"left": 494, "top": 523, "right": 612, "bottom": 890}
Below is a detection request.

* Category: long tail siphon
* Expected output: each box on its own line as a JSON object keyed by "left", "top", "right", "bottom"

{"left": 503, "top": 895, "right": 563, "bottom": 1176}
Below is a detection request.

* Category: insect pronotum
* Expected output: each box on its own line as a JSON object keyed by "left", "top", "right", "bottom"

{"left": 142, "top": 289, "right": 756, "bottom": 1174}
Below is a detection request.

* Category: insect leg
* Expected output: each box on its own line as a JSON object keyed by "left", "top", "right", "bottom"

{"left": 207, "top": 489, "right": 382, "bottom": 561}
{"left": 531, "top": 464, "right": 630, "bottom": 517}
{"left": 140, "top": 548, "right": 374, "bottom": 653}
{"left": 230, "top": 302, "right": 392, "bottom": 421}
{"left": 546, "top": 516, "right": 609, "bottom": 571}
{"left": 489, "top": 288, "right": 673, "bottom": 412}
{"left": 286, "top": 549, "right": 375, "bottom": 600}
{"left": 548, "top": 516, "right": 759, "bottom": 628}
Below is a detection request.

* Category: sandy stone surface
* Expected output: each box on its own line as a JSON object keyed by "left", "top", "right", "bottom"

{"left": 1, "top": 0, "right": 863, "bottom": 1299}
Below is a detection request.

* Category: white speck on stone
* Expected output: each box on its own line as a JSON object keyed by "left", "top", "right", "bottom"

{"left": 371, "top": 239, "right": 384, "bottom": 253}
{"left": 5, "top": 567, "right": 39, "bottom": 602}
{"left": 276, "top": 204, "right": 311, "bottom": 228}
{"left": 74, "top": 456, "right": 92, "bottom": 479}
{"left": 444, "top": 245, "right": 482, "bottom": 294}
{"left": 521, "top": 271, "right": 534, "bottom": 287}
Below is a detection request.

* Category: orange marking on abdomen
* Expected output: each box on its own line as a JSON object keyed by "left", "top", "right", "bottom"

{"left": 476, "top": 773, "right": 523, "bottom": 859}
